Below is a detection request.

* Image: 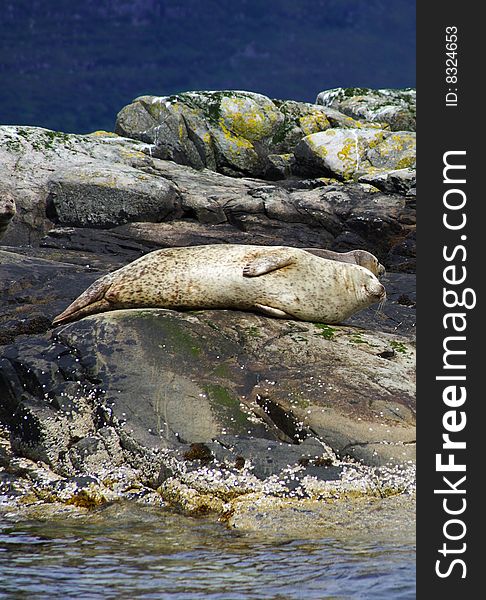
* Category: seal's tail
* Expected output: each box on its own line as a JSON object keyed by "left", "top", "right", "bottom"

{"left": 52, "top": 276, "right": 112, "bottom": 326}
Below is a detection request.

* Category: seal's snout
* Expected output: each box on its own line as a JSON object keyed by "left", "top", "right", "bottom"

{"left": 366, "top": 280, "right": 386, "bottom": 300}
{"left": 377, "top": 263, "right": 386, "bottom": 277}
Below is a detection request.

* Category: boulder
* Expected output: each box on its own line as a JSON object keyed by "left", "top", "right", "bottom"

{"left": 0, "top": 126, "right": 164, "bottom": 244}
{"left": 0, "top": 307, "right": 415, "bottom": 474}
{"left": 294, "top": 128, "right": 415, "bottom": 181}
{"left": 46, "top": 163, "right": 181, "bottom": 228}
{"left": 116, "top": 91, "right": 283, "bottom": 177}
{"left": 316, "top": 87, "right": 416, "bottom": 131}
{"left": 359, "top": 167, "right": 416, "bottom": 196}
{"left": 116, "top": 91, "right": 340, "bottom": 178}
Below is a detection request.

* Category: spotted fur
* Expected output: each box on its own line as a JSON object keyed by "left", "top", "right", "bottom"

{"left": 53, "top": 244, "right": 386, "bottom": 326}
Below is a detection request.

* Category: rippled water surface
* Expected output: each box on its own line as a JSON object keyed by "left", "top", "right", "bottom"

{"left": 0, "top": 503, "right": 415, "bottom": 599}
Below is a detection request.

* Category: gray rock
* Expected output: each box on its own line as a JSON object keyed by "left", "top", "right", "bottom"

{"left": 115, "top": 92, "right": 341, "bottom": 178}
{"left": 0, "top": 125, "right": 415, "bottom": 269}
{"left": 0, "top": 126, "right": 163, "bottom": 244}
{"left": 116, "top": 91, "right": 284, "bottom": 177}
{"left": 316, "top": 87, "right": 416, "bottom": 131}
{"left": 359, "top": 168, "right": 416, "bottom": 195}
{"left": 294, "top": 128, "right": 415, "bottom": 181}
{"left": 0, "top": 249, "right": 107, "bottom": 345}
{"left": 47, "top": 163, "right": 181, "bottom": 228}
{"left": 264, "top": 153, "right": 294, "bottom": 180}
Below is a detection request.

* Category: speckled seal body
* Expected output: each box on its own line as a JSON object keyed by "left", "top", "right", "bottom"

{"left": 52, "top": 244, "right": 386, "bottom": 325}
{"left": 0, "top": 190, "right": 16, "bottom": 239}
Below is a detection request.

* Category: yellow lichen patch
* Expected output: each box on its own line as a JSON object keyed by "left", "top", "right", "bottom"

{"left": 178, "top": 121, "right": 186, "bottom": 141}
{"left": 218, "top": 96, "right": 280, "bottom": 142}
{"left": 392, "top": 133, "right": 414, "bottom": 143}
{"left": 217, "top": 120, "right": 255, "bottom": 152}
{"left": 367, "top": 131, "right": 387, "bottom": 149}
{"left": 396, "top": 156, "right": 415, "bottom": 169}
{"left": 299, "top": 112, "right": 330, "bottom": 136}
{"left": 118, "top": 148, "right": 149, "bottom": 160}
{"left": 364, "top": 121, "right": 386, "bottom": 129}
{"left": 137, "top": 96, "right": 167, "bottom": 120}
{"left": 307, "top": 135, "right": 328, "bottom": 159}
{"left": 337, "top": 137, "right": 359, "bottom": 179}
{"left": 317, "top": 176, "right": 342, "bottom": 185}
{"left": 338, "top": 115, "right": 363, "bottom": 129}
{"left": 337, "top": 137, "right": 357, "bottom": 160}
{"left": 89, "top": 130, "right": 119, "bottom": 137}
{"left": 359, "top": 166, "right": 383, "bottom": 177}
{"left": 368, "top": 132, "right": 416, "bottom": 169}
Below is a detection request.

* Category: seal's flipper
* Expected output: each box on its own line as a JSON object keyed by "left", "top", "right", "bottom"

{"left": 254, "top": 303, "right": 290, "bottom": 318}
{"left": 243, "top": 251, "right": 296, "bottom": 277}
{"left": 52, "top": 275, "right": 113, "bottom": 326}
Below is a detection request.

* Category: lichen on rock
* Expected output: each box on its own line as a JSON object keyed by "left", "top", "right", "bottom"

{"left": 295, "top": 127, "right": 415, "bottom": 181}
{"left": 316, "top": 87, "right": 416, "bottom": 132}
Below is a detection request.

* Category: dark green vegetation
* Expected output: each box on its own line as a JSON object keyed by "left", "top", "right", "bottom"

{"left": 0, "top": 0, "right": 415, "bottom": 133}
{"left": 314, "top": 323, "right": 336, "bottom": 340}
{"left": 390, "top": 340, "right": 408, "bottom": 354}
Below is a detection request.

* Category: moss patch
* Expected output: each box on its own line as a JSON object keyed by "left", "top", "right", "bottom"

{"left": 204, "top": 384, "right": 236, "bottom": 408}
{"left": 204, "top": 384, "right": 248, "bottom": 428}
{"left": 314, "top": 324, "right": 336, "bottom": 340}
{"left": 245, "top": 325, "right": 261, "bottom": 338}
{"left": 390, "top": 340, "right": 408, "bottom": 354}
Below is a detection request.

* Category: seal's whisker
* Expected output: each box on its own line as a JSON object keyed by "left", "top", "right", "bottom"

{"left": 374, "top": 297, "right": 387, "bottom": 318}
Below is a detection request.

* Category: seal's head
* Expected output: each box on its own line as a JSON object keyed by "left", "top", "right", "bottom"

{"left": 353, "top": 249, "right": 386, "bottom": 278}
{"left": 360, "top": 269, "right": 386, "bottom": 304}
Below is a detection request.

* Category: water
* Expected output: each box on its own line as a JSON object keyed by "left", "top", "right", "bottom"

{"left": 0, "top": 503, "right": 415, "bottom": 600}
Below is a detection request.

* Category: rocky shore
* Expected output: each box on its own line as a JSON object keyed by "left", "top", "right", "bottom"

{"left": 0, "top": 88, "right": 415, "bottom": 529}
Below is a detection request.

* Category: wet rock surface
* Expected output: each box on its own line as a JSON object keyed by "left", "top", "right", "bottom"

{"left": 1, "top": 246, "right": 415, "bottom": 515}
{"left": 1, "top": 88, "right": 415, "bottom": 520}
{"left": 1, "top": 300, "right": 415, "bottom": 467}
